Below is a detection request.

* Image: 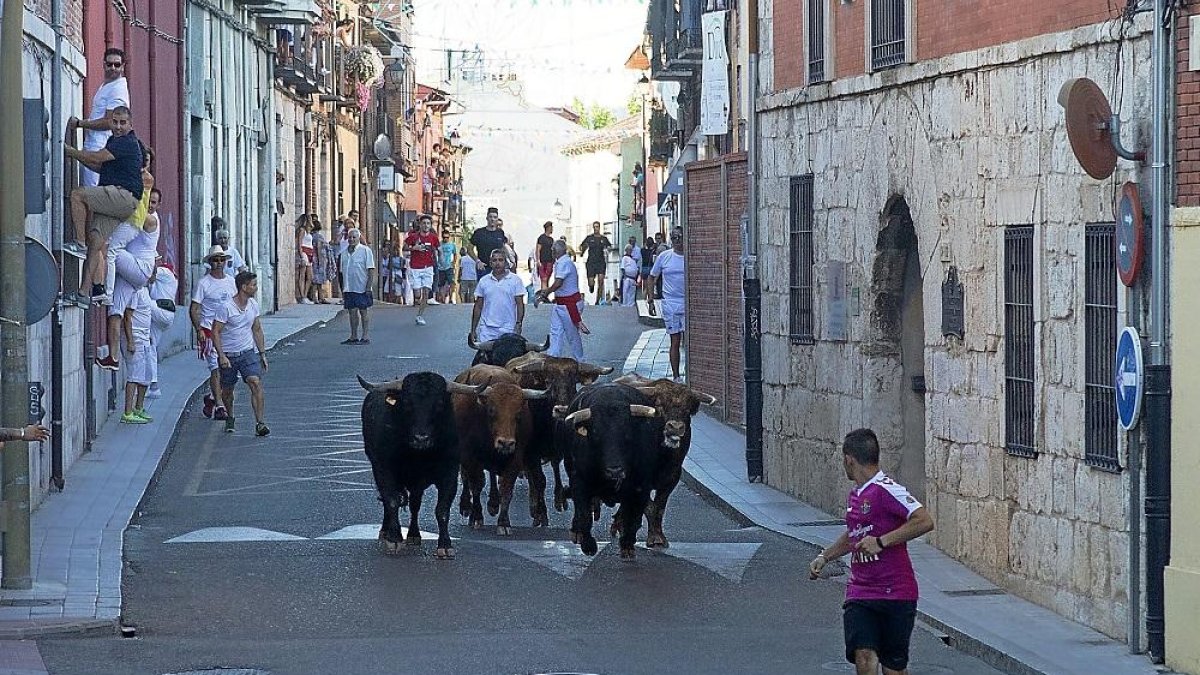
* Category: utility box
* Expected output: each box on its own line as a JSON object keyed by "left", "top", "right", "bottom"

{"left": 24, "top": 98, "right": 47, "bottom": 216}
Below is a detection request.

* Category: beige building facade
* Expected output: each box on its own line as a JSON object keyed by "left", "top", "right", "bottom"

{"left": 756, "top": 1, "right": 1153, "bottom": 641}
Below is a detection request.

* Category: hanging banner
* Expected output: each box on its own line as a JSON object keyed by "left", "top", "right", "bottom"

{"left": 700, "top": 10, "right": 730, "bottom": 136}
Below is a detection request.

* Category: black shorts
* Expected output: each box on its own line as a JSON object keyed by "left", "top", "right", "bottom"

{"left": 436, "top": 269, "right": 454, "bottom": 288}
{"left": 343, "top": 291, "right": 373, "bottom": 310}
{"left": 843, "top": 599, "right": 917, "bottom": 671}
{"left": 585, "top": 259, "right": 605, "bottom": 277}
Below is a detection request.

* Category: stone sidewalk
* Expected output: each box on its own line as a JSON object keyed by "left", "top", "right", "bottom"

{"left": 0, "top": 303, "right": 341, "bottom": 639}
{"left": 624, "top": 328, "right": 1168, "bottom": 675}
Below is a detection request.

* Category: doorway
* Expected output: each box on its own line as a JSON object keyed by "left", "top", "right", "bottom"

{"left": 873, "top": 197, "right": 926, "bottom": 501}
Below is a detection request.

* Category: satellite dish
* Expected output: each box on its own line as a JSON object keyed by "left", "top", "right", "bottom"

{"left": 26, "top": 236, "right": 58, "bottom": 324}
{"left": 373, "top": 134, "right": 392, "bottom": 161}
{"left": 1058, "top": 77, "right": 1118, "bottom": 180}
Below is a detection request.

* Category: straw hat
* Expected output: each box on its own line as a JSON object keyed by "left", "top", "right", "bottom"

{"left": 203, "top": 245, "right": 230, "bottom": 263}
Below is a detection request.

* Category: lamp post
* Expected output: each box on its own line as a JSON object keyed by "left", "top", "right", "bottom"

{"left": 637, "top": 74, "right": 651, "bottom": 243}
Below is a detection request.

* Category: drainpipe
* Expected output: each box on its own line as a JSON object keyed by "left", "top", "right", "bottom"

{"left": 1144, "top": 0, "right": 1173, "bottom": 663}
{"left": 49, "top": 0, "right": 66, "bottom": 490}
{"left": 741, "top": 0, "right": 763, "bottom": 482}
{"left": 0, "top": 0, "right": 33, "bottom": 590}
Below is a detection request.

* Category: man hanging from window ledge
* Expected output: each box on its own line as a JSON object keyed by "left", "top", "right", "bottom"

{"left": 0, "top": 425, "right": 51, "bottom": 444}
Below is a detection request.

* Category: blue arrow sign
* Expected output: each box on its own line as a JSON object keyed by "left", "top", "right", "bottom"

{"left": 1114, "top": 327, "right": 1143, "bottom": 431}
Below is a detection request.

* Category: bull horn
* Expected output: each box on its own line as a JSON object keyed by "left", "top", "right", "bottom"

{"left": 474, "top": 339, "right": 496, "bottom": 352}
{"left": 581, "top": 363, "right": 614, "bottom": 376}
{"left": 357, "top": 375, "right": 377, "bottom": 391}
{"left": 359, "top": 375, "right": 404, "bottom": 392}
{"left": 552, "top": 405, "right": 569, "bottom": 420}
{"left": 564, "top": 408, "right": 592, "bottom": 425}
{"left": 629, "top": 404, "right": 659, "bottom": 418}
{"left": 521, "top": 388, "right": 549, "bottom": 400}
{"left": 693, "top": 391, "right": 718, "bottom": 406}
{"left": 513, "top": 359, "right": 546, "bottom": 374}
{"left": 447, "top": 381, "right": 487, "bottom": 396}
{"left": 531, "top": 335, "right": 551, "bottom": 352}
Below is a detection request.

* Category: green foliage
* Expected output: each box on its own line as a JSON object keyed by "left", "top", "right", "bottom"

{"left": 571, "top": 97, "right": 616, "bottom": 130}
{"left": 627, "top": 93, "right": 643, "bottom": 117}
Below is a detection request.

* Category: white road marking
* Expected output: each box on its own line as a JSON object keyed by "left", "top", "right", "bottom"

{"left": 316, "top": 524, "right": 445, "bottom": 541}
{"left": 637, "top": 542, "right": 763, "bottom": 582}
{"left": 486, "top": 540, "right": 609, "bottom": 580}
{"left": 165, "top": 527, "right": 307, "bottom": 543}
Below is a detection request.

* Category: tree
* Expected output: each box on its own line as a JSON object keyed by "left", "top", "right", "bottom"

{"left": 627, "top": 93, "right": 643, "bottom": 117}
{"left": 571, "top": 97, "right": 616, "bottom": 130}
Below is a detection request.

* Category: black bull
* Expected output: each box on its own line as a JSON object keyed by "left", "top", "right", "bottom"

{"left": 560, "top": 383, "right": 665, "bottom": 559}
{"left": 469, "top": 332, "right": 549, "bottom": 366}
{"left": 358, "top": 371, "right": 483, "bottom": 559}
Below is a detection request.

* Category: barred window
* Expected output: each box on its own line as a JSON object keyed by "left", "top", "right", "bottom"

{"left": 1005, "top": 226, "right": 1036, "bottom": 458}
{"left": 870, "top": 0, "right": 906, "bottom": 71}
{"left": 807, "top": 0, "right": 827, "bottom": 84}
{"left": 789, "top": 175, "right": 815, "bottom": 344}
{"left": 1085, "top": 224, "right": 1120, "bottom": 472}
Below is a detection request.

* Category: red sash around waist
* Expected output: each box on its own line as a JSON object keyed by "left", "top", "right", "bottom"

{"left": 554, "top": 292, "right": 583, "bottom": 325}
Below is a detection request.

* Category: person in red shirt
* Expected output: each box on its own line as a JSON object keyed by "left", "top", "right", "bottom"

{"left": 403, "top": 214, "right": 440, "bottom": 326}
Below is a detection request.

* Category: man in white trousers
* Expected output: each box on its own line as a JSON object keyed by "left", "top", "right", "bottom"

{"left": 535, "top": 239, "right": 589, "bottom": 361}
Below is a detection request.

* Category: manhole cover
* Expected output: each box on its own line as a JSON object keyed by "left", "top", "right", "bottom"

{"left": 162, "top": 670, "right": 271, "bottom": 675}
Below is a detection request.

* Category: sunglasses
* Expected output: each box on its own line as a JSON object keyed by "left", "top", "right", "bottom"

{"left": 105, "top": 62, "right": 123, "bottom": 68}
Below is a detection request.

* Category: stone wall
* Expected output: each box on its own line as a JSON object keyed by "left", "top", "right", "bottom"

{"left": 756, "top": 11, "right": 1150, "bottom": 639}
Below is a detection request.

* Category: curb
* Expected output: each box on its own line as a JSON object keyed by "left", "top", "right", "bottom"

{"left": 0, "top": 618, "right": 116, "bottom": 640}
{"left": 681, "top": 463, "right": 1056, "bottom": 675}
{"left": 635, "top": 300, "right": 664, "bottom": 327}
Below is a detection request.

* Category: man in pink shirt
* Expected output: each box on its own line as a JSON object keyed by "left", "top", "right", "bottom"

{"left": 809, "top": 428, "right": 935, "bottom": 675}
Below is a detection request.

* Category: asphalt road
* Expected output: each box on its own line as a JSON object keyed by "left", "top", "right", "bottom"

{"left": 37, "top": 302, "right": 1003, "bottom": 675}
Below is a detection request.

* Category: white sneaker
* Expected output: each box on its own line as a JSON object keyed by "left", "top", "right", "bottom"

{"left": 416, "top": 316, "right": 426, "bottom": 326}
{"left": 301, "top": 298, "right": 314, "bottom": 305}
{"left": 428, "top": 299, "right": 440, "bottom": 305}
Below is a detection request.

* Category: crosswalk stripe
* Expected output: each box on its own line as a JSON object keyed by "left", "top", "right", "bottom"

{"left": 637, "top": 542, "right": 763, "bottom": 582}
{"left": 165, "top": 527, "right": 307, "bottom": 543}
{"left": 485, "top": 540, "right": 608, "bottom": 580}
{"left": 317, "top": 524, "right": 444, "bottom": 541}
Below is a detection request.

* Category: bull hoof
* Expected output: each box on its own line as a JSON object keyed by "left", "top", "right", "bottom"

{"left": 496, "top": 525, "right": 512, "bottom": 536}
{"left": 646, "top": 532, "right": 668, "bottom": 548}
{"left": 533, "top": 515, "right": 549, "bottom": 527}
{"left": 405, "top": 535, "right": 422, "bottom": 547}
{"left": 380, "top": 539, "right": 402, "bottom": 555}
{"left": 459, "top": 504, "right": 471, "bottom": 518}
{"left": 570, "top": 531, "right": 580, "bottom": 544}
{"left": 620, "top": 547, "right": 636, "bottom": 560}
{"left": 487, "top": 502, "right": 500, "bottom": 517}
{"left": 435, "top": 547, "right": 456, "bottom": 560}
{"left": 581, "top": 538, "right": 599, "bottom": 556}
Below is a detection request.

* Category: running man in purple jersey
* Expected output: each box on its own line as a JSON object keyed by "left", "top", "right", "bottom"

{"left": 809, "top": 428, "right": 935, "bottom": 675}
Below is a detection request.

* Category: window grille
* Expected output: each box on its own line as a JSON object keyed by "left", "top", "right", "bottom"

{"left": 808, "top": 0, "right": 826, "bottom": 83}
{"left": 870, "top": 0, "right": 906, "bottom": 70}
{"left": 1085, "top": 224, "right": 1120, "bottom": 472}
{"left": 789, "top": 175, "right": 815, "bottom": 344}
{"left": 1005, "top": 226, "right": 1036, "bottom": 458}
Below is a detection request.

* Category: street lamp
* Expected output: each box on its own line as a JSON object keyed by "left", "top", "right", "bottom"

{"left": 636, "top": 74, "right": 651, "bottom": 243}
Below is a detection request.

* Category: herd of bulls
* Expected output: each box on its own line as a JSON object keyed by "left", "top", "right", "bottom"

{"left": 357, "top": 332, "right": 717, "bottom": 561}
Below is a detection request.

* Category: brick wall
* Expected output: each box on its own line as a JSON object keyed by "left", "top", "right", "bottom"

{"left": 685, "top": 154, "right": 747, "bottom": 425}
{"left": 1179, "top": 9, "right": 1200, "bottom": 206}
{"left": 29, "top": 0, "right": 86, "bottom": 51}
{"left": 772, "top": 0, "right": 1117, "bottom": 91}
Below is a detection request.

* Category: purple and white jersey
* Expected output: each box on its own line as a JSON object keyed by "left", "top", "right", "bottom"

{"left": 845, "top": 471, "right": 922, "bottom": 601}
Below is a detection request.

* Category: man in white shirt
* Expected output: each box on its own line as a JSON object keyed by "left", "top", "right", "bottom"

{"left": 620, "top": 245, "right": 639, "bottom": 307}
{"left": 120, "top": 288, "right": 155, "bottom": 425}
{"left": 213, "top": 224, "right": 248, "bottom": 274}
{"left": 68, "top": 47, "right": 131, "bottom": 187}
{"left": 647, "top": 228, "right": 687, "bottom": 381}
{"left": 190, "top": 246, "right": 238, "bottom": 421}
{"left": 470, "top": 249, "right": 527, "bottom": 345}
{"left": 212, "top": 271, "right": 269, "bottom": 437}
{"left": 339, "top": 228, "right": 376, "bottom": 344}
{"left": 535, "top": 239, "right": 589, "bottom": 361}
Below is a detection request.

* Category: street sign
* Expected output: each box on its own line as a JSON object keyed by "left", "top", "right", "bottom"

{"left": 27, "top": 382, "right": 45, "bottom": 426}
{"left": 1115, "top": 182, "right": 1144, "bottom": 287}
{"left": 1115, "top": 327, "right": 1144, "bottom": 430}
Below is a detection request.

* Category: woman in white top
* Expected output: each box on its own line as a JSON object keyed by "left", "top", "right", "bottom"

{"left": 295, "top": 215, "right": 314, "bottom": 304}
{"left": 620, "top": 245, "right": 639, "bottom": 307}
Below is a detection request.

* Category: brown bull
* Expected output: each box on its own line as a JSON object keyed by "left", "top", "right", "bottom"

{"left": 506, "top": 353, "right": 613, "bottom": 514}
{"left": 608, "top": 373, "right": 717, "bottom": 548}
{"left": 451, "top": 364, "right": 547, "bottom": 534}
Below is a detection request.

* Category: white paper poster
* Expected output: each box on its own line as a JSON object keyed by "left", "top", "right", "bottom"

{"left": 700, "top": 10, "right": 730, "bottom": 136}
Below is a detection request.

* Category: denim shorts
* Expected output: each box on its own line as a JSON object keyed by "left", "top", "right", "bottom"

{"left": 219, "top": 349, "right": 263, "bottom": 388}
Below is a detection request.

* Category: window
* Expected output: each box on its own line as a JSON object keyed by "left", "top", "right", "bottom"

{"left": 1085, "top": 224, "right": 1120, "bottom": 472}
{"left": 869, "top": 0, "right": 907, "bottom": 71}
{"left": 807, "top": 0, "right": 827, "bottom": 83}
{"left": 789, "top": 175, "right": 815, "bottom": 344}
{"left": 1004, "top": 226, "right": 1036, "bottom": 458}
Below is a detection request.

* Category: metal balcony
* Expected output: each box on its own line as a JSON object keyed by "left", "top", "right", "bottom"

{"left": 254, "top": 0, "right": 322, "bottom": 24}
